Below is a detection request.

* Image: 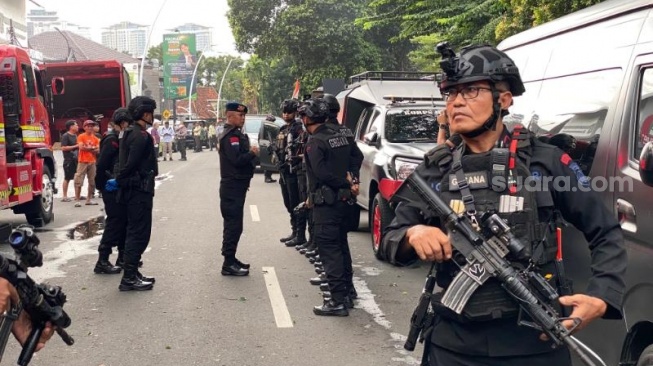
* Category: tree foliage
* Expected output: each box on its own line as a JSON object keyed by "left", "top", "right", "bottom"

{"left": 224, "top": 0, "right": 607, "bottom": 111}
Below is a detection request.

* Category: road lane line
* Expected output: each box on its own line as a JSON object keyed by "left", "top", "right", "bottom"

{"left": 262, "top": 267, "right": 293, "bottom": 328}
{"left": 250, "top": 205, "right": 260, "bottom": 222}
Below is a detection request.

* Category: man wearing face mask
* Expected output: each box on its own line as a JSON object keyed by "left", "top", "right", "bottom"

{"left": 110, "top": 96, "right": 159, "bottom": 291}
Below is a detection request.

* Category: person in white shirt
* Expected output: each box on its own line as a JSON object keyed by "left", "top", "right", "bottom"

{"left": 160, "top": 121, "right": 175, "bottom": 161}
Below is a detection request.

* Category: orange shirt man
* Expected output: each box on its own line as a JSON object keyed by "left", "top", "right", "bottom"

{"left": 74, "top": 120, "right": 100, "bottom": 206}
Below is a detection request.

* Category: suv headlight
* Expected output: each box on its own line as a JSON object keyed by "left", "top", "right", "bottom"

{"left": 393, "top": 157, "right": 420, "bottom": 181}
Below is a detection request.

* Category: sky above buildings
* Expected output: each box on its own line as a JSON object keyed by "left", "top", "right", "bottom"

{"left": 27, "top": 0, "right": 239, "bottom": 56}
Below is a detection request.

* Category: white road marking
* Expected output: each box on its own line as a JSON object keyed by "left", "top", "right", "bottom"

{"left": 250, "top": 205, "right": 260, "bottom": 222}
{"left": 262, "top": 267, "right": 293, "bottom": 328}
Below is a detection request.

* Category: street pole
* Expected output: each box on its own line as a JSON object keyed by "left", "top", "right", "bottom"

{"left": 217, "top": 58, "right": 235, "bottom": 120}
{"left": 188, "top": 45, "right": 219, "bottom": 119}
{"left": 138, "top": 0, "right": 168, "bottom": 96}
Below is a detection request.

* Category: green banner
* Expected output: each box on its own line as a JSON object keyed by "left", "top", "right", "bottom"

{"left": 163, "top": 33, "right": 197, "bottom": 100}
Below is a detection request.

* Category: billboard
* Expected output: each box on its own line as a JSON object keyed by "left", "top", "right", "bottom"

{"left": 162, "top": 33, "right": 197, "bottom": 99}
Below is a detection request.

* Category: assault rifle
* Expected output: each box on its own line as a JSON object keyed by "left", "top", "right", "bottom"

{"left": 0, "top": 226, "right": 74, "bottom": 366}
{"left": 395, "top": 173, "right": 598, "bottom": 366}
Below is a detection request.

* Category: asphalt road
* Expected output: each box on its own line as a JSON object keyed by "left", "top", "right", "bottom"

{"left": 0, "top": 149, "right": 430, "bottom": 366}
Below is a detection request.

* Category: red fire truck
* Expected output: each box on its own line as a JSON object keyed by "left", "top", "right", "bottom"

{"left": 0, "top": 45, "right": 57, "bottom": 226}
{"left": 40, "top": 60, "right": 131, "bottom": 142}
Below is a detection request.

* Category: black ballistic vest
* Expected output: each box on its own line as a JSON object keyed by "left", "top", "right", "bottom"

{"left": 426, "top": 129, "right": 558, "bottom": 322}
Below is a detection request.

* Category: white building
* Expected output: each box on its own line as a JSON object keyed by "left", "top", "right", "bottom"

{"left": 168, "top": 23, "right": 213, "bottom": 52}
{"left": 0, "top": 0, "right": 27, "bottom": 45}
{"left": 27, "top": 9, "right": 92, "bottom": 40}
{"left": 101, "top": 21, "right": 148, "bottom": 58}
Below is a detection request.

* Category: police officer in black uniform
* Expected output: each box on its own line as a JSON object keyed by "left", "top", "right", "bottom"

{"left": 301, "top": 98, "right": 356, "bottom": 317}
{"left": 276, "top": 99, "right": 307, "bottom": 247}
{"left": 322, "top": 94, "right": 364, "bottom": 232}
{"left": 93, "top": 108, "right": 132, "bottom": 275}
{"left": 111, "top": 96, "right": 158, "bottom": 292}
{"left": 382, "top": 43, "right": 627, "bottom": 365}
{"left": 218, "top": 101, "right": 258, "bottom": 276}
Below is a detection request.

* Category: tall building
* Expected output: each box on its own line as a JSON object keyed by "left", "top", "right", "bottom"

{"left": 0, "top": 0, "right": 27, "bottom": 45}
{"left": 27, "top": 9, "right": 92, "bottom": 39}
{"left": 168, "top": 23, "right": 213, "bottom": 52}
{"left": 101, "top": 21, "right": 148, "bottom": 57}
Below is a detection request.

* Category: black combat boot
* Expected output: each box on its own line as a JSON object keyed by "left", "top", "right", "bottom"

{"left": 323, "top": 294, "right": 354, "bottom": 309}
{"left": 94, "top": 251, "right": 122, "bottom": 275}
{"left": 222, "top": 257, "right": 249, "bottom": 276}
{"left": 313, "top": 298, "right": 349, "bottom": 317}
{"left": 285, "top": 229, "right": 306, "bottom": 247}
{"left": 280, "top": 217, "right": 297, "bottom": 243}
{"left": 137, "top": 270, "right": 155, "bottom": 284}
{"left": 235, "top": 258, "right": 250, "bottom": 269}
{"left": 116, "top": 252, "right": 143, "bottom": 269}
{"left": 310, "top": 273, "right": 327, "bottom": 285}
{"left": 119, "top": 265, "right": 154, "bottom": 291}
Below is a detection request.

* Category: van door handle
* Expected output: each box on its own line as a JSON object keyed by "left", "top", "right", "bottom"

{"left": 616, "top": 198, "right": 637, "bottom": 233}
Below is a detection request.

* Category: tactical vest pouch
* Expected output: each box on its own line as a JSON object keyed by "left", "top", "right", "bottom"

{"left": 321, "top": 186, "right": 336, "bottom": 205}
{"left": 433, "top": 279, "right": 520, "bottom": 323}
{"left": 312, "top": 191, "right": 324, "bottom": 205}
{"left": 337, "top": 188, "right": 352, "bottom": 201}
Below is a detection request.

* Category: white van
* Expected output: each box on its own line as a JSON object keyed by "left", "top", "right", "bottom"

{"left": 498, "top": 1, "right": 653, "bottom": 364}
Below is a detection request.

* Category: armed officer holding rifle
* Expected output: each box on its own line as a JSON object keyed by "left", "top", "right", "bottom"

{"left": 382, "top": 43, "right": 627, "bottom": 365}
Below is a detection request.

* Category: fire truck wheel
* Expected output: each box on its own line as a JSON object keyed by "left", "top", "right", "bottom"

{"left": 26, "top": 166, "right": 54, "bottom": 227}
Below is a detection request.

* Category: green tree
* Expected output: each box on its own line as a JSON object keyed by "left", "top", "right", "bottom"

{"left": 147, "top": 42, "right": 163, "bottom": 64}
{"left": 496, "top": 0, "right": 605, "bottom": 40}
{"left": 228, "top": 0, "right": 387, "bottom": 93}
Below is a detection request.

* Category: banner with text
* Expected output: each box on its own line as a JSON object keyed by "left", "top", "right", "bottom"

{"left": 163, "top": 33, "right": 197, "bottom": 100}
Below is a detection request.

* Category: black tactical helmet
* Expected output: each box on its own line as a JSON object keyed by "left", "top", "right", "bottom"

{"left": 111, "top": 108, "right": 133, "bottom": 124}
{"left": 128, "top": 96, "right": 157, "bottom": 121}
{"left": 322, "top": 93, "right": 340, "bottom": 116}
{"left": 436, "top": 42, "right": 525, "bottom": 97}
{"left": 298, "top": 98, "right": 329, "bottom": 123}
{"left": 280, "top": 99, "right": 300, "bottom": 114}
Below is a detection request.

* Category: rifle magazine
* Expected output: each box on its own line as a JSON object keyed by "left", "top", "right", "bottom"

{"left": 440, "top": 270, "right": 483, "bottom": 314}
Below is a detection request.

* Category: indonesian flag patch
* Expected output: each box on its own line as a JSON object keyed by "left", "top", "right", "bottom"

{"left": 230, "top": 137, "right": 240, "bottom": 147}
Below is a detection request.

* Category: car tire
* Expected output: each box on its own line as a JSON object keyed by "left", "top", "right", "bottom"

{"left": 370, "top": 192, "right": 394, "bottom": 261}
{"left": 25, "top": 166, "right": 54, "bottom": 227}
{"left": 637, "top": 344, "right": 653, "bottom": 366}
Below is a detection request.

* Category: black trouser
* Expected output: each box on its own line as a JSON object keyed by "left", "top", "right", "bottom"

{"left": 314, "top": 201, "right": 353, "bottom": 303}
{"left": 428, "top": 344, "right": 571, "bottom": 366}
{"left": 264, "top": 170, "right": 273, "bottom": 179}
{"left": 279, "top": 171, "right": 300, "bottom": 214}
{"left": 122, "top": 190, "right": 153, "bottom": 277}
{"left": 219, "top": 179, "right": 250, "bottom": 264}
{"left": 295, "top": 170, "right": 309, "bottom": 237}
{"left": 177, "top": 139, "right": 187, "bottom": 159}
{"left": 194, "top": 136, "right": 202, "bottom": 152}
{"left": 210, "top": 136, "right": 218, "bottom": 150}
{"left": 98, "top": 190, "right": 127, "bottom": 257}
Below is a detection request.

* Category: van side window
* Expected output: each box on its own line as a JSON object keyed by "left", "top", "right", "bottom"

{"left": 635, "top": 68, "right": 653, "bottom": 159}
{"left": 513, "top": 69, "right": 622, "bottom": 175}
{"left": 368, "top": 109, "right": 382, "bottom": 134}
{"left": 356, "top": 108, "right": 372, "bottom": 140}
{"left": 21, "top": 64, "right": 36, "bottom": 98}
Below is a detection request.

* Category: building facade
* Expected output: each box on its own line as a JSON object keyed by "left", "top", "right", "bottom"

{"left": 27, "top": 9, "right": 92, "bottom": 40}
{"left": 101, "top": 21, "right": 148, "bottom": 57}
{"left": 168, "top": 23, "right": 213, "bottom": 52}
{"left": 0, "top": 0, "right": 26, "bottom": 45}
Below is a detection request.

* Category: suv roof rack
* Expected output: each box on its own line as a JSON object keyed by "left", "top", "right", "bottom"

{"left": 382, "top": 95, "right": 442, "bottom": 104}
{"left": 349, "top": 71, "right": 437, "bottom": 84}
